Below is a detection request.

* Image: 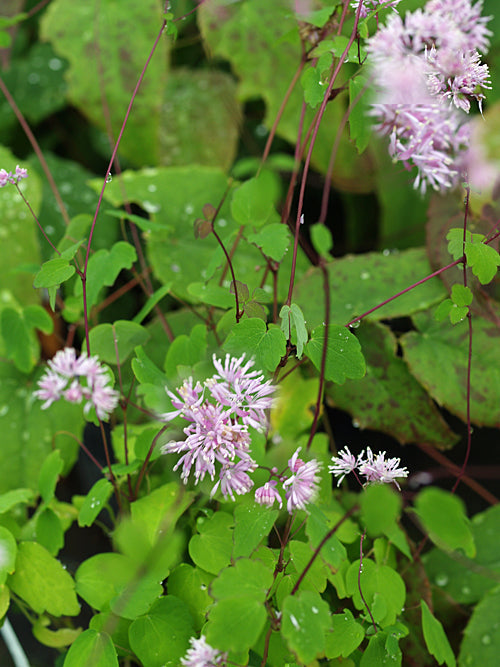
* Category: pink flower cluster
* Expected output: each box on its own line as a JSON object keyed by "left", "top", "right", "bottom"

{"left": 34, "top": 348, "right": 119, "bottom": 420}
{"left": 255, "top": 447, "right": 322, "bottom": 514}
{"left": 181, "top": 635, "right": 226, "bottom": 667}
{"left": 161, "top": 354, "right": 274, "bottom": 501}
{"left": 162, "top": 354, "right": 322, "bottom": 512}
{"left": 329, "top": 446, "right": 408, "bottom": 490}
{"left": 0, "top": 165, "right": 28, "bottom": 187}
{"left": 367, "top": 0, "right": 492, "bottom": 193}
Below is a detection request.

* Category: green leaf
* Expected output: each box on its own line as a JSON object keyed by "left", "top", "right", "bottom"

{"left": 465, "top": 240, "right": 500, "bottom": 284}
{"left": 164, "top": 325, "right": 208, "bottom": 379}
{"left": 346, "top": 558, "right": 405, "bottom": 627}
{"left": 421, "top": 600, "right": 456, "bottom": 667}
{"left": 76, "top": 552, "right": 162, "bottom": 619}
{"left": 35, "top": 508, "right": 64, "bottom": 555}
{"left": 87, "top": 320, "right": 149, "bottom": 364}
{"left": 188, "top": 512, "right": 234, "bottom": 575}
{"left": 132, "top": 346, "right": 169, "bottom": 386}
{"left": 360, "top": 484, "right": 402, "bottom": 537}
{"left": 281, "top": 590, "right": 332, "bottom": 664}
{"left": 63, "top": 630, "right": 118, "bottom": 667}
{"left": 130, "top": 482, "right": 194, "bottom": 546}
{"left": 401, "top": 311, "right": 500, "bottom": 427}
{"left": 0, "top": 527, "right": 16, "bottom": 585}
{"left": 133, "top": 283, "right": 172, "bottom": 324}
{"left": 0, "top": 489, "right": 34, "bottom": 513}
{"left": 459, "top": 585, "right": 500, "bottom": 666}
{"left": 210, "top": 558, "right": 273, "bottom": 601}
{"left": 231, "top": 174, "right": 278, "bottom": 227}
{"left": 294, "top": 248, "right": 446, "bottom": 328}
{"left": 310, "top": 223, "right": 333, "bottom": 258}
{"left": 78, "top": 478, "right": 113, "bottom": 527}
{"left": 288, "top": 540, "right": 328, "bottom": 594}
{"left": 128, "top": 596, "right": 195, "bottom": 667}
{"left": 33, "top": 257, "right": 75, "bottom": 288}
{"left": 451, "top": 284, "right": 473, "bottom": 307}
{"left": 40, "top": 0, "right": 168, "bottom": 166}
{"left": 223, "top": 318, "right": 286, "bottom": 372}
{"left": 168, "top": 564, "right": 214, "bottom": 632}
{"left": 245, "top": 223, "right": 290, "bottom": 262}
{"left": 8, "top": 541, "right": 79, "bottom": 616}
{"left": 206, "top": 596, "right": 267, "bottom": 654}
{"left": 305, "top": 324, "right": 366, "bottom": 384}
{"left": 349, "top": 74, "right": 372, "bottom": 154}
{"left": 233, "top": 500, "right": 278, "bottom": 559}
{"left": 301, "top": 58, "right": 331, "bottom": 109}
{"left": 0, "top": 308, "right": 33, "bottom": 373}
{"left": 325, "top": 610, "right": 365, "bottom": 659}
{"left": 306, "top": 505, "right": 347, "bottom": 569}
{"left": 424, "top": 503, "right": 500, "bottom": 604}
{"left": 159, "top": 69, "right": 241, "bottom": 171}
{"left": 327, "top": 321, "right": 457, "bottom": 447}
{"left": 38, "top": 449, "right": 64, "bottom": 504}
{"left": 414, "top": 488, "right": 475, "bottom": 557}
{"left": 33, "top": 617, "right": 81, "bottom": 648}
{"left": 280, "top": 303, "right": 308, "bottom": 359}
{"left": 73, "top": 241, "right": 137, "bottom": 310}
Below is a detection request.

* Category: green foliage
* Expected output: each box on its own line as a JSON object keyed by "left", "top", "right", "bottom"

{"left": 281, "top": 590, "right": 331, "bottom": 663}
{"left": 0, "top": 304, "right": 53, "bottom": 373}
{"left": 188, "top": 512, "right": 234, "bottom": 575}
{"left": 414, "top": 488, "right": 475, "bottom": 557}
{"left": 280, "top": 303, "right": 308, "bottom": 359}
{"left": 63, "top": 630, "right": 118, "bottom": 667}
{"left": 9, "top": 541, "right": 80, "bottom": 616}
{"left": 223, "top": 318, "right": 287, "bottom": 372}
{"left": 78, "top": 478, "right": 113, "bottom": 528}
{"left": 421, "top": 601, "right": 456, "bottom": 667}
{"left": 305, "top": 324, "right": 366, "bottom": 383}
{"left": 87, "top": 320, "right": 149, "bottom": 364}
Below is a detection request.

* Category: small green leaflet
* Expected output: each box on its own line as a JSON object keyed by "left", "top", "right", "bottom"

{"left": 280, "top": 303, "right": 308, "bottom": 359}
{"left": 446, "top": 228, "right": 500, "bottom": 284}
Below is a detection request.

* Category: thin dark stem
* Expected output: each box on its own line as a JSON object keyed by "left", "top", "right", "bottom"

{"left": 452, "top": 186, "right": 473, "bottom": 494}
{"left": 346, "top": 258, "right": 463, "bottom": 327}
{"left": 55, "top": 430, "right": 103, "bottom": 472}
{"left": 306, "top": 261, "right": 330, "bottom": 451}
{"left": 14, "top": 184, "right": 61, "bottom": 257}
{"left": 82, "top": 15, "right": 168, "bottom": 354}
{"left": 134, "top": 424, "right": 170, "bottom": 498}
{"left": 285, "top": 1, "right": 365, "bottom": 306}
{"left": 358, "top": 530, "right": 377, "bottom": 633}
{"left": 212, "top": 224, "right": 241, "bottom": 322}
{"left": 290, "top": 505, "right": 358, "bottom": 595}
{"left": 260, "top": 626, "right": 273, "bottom": 667}
{"left": 0, "top": 76, "right": 71, "bottom": 226}
{"left": 98, "top": 417, "right": 122, "bottom": 512}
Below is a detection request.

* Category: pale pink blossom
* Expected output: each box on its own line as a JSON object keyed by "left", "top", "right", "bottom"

{"left": 328, "top": 446, "right": 359, "bottom": 486}
{"left": 255, "top": 480, "right": 283, "bottom": 508}
{"left": 329, "top": 446, "right": 408, "bottom": 490}
{"left": 283, "top": 447, "right": 321, "bottom": 513}
{"left": 181, "top": 635, "right": 226, "bottom": 667}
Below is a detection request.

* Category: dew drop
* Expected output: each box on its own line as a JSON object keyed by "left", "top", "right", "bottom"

{"left": 360, "top": 271, "right": 370, "bottom": 280}
{"left": 461, "top": 586, "right": 471, "bottom": 596}
{"left": 349, "top": 320, "right": 360, "bottom": 329}
{"left": 0, "top": 405, "right": 8, "bottom": 417}
{"left": 184, "top": 203, "right": 194, "bottom": 215}
{"left": 435, "top": 574, "right": 449, "bottom": 587}
{"left": 147, "top": 184, "right": 157, "bottom": 193}
{"left": 481, "top": 634, "right": 492, "bottom": 645}
{"left": 48, "top": 57, "right": 63, "bottom": 71}
{"left": 352, "top": 419, "right": 360, "bottom": 428}
{"left": 106, "top": 172, "right": 112, "bottom": 183}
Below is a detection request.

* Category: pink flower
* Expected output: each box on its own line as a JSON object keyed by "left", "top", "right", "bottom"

{"left": 161, "top": 354, "right": 276, "bottom": 499}
{"left": 283, "top": 447, "right": 321, "bottom": 513}
{"left": 255, "top": 480, "right": 283, "bottom": 508}
{"left": 351, "top": 0, "right": 402, "bottom": 20}
{"left": 358, "top": 447, "right": 409, "bottom": 490}
{"left": 33, "top": 370, "right": 68, "bottom": 409}
{"left": 14, "top": 165, "right": 28, "bottom": 181}
{"left": 0, "top": 165, "right": 29, "bottom": 187}
{"left": 34, "top": 348, "right": 119, "bottom": 421}
{"left": 328, "top": 447, "right": 359, "bottom": 486}
{"left": 0, "top": 169, "right": 10, "bottom": 187}
{"left": 181, "top": 635, "right": 226, "bottom": 667}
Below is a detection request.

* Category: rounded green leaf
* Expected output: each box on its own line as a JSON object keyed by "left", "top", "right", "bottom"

{"left": 459, "top": 585, "right": 500, "bottom": 667}
{"left": 346, "top": 558, "right": 405, "bottom": 627}
{"left": 206, "top": 597, "right": 267, "bottom": 654}
{"left": 33, "top": 257, "right": 75, "bottom": 288}
{"left": 305, "top": 324, "right": 366, "bottom": 384}
{"left": 38, "top": 449, "right": 64, "bottom": 504}
{"left": 63, "top": 629, "right": 118, "bottom": 667}
{"left": 8, "top": 541, "right": 79, "bottom": 616}
{"left": 168, "top": 564, "right": 214, "bottom": 632}
{"left": 233, "top": 501, "right": 278, "bottom": 559}
{"left": 414, "top": 487, "right": 475, "bottom": 557}
{"left": 223, "top": 318, "right": 286, "bottom": 372}
{"left": 421, "top": 600, "right": 456, "bottom": 667}
{"left": 360, "top": 484, "right": 402, "bottom": 537}
{"left": 36, "top": 508, "right": 64, "bottom": 555}
{"left": 128, "top": 596, "right": 195, "bottom": 667}
{"left": 78, "top": 478, "right": 113, "bottom": 528}
{"left": 87, "top": 320, "right": 149, "bottom": 364}
{"left": 281, "top": 590, "right": 332, "bottom": 664}
{"left": 210, "top": 558, "right": 273, "bottom": 602}
{"left": 188, "top": 512, "right": 234, "bottom": 575}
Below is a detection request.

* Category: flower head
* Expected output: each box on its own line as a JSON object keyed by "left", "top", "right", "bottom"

{"left": 181, "top": 635, "right": 226, "bottom": 667}
{"left": 161, "top": 354, "right": 276, "bottom": 501}
{"left": 329, "top": 446, "right": 408, "bottom": 490}
{"left": 255, "top": 480, "right": 283, "bottom": 508}
{"left": 283, "top": 447, "right": 322, "bottom": 513}
{"left": 34, "top": 348, "right": 119, "bottom": 420}
{"left": 0, "top": 165, "right": 28, "bottom": 187}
